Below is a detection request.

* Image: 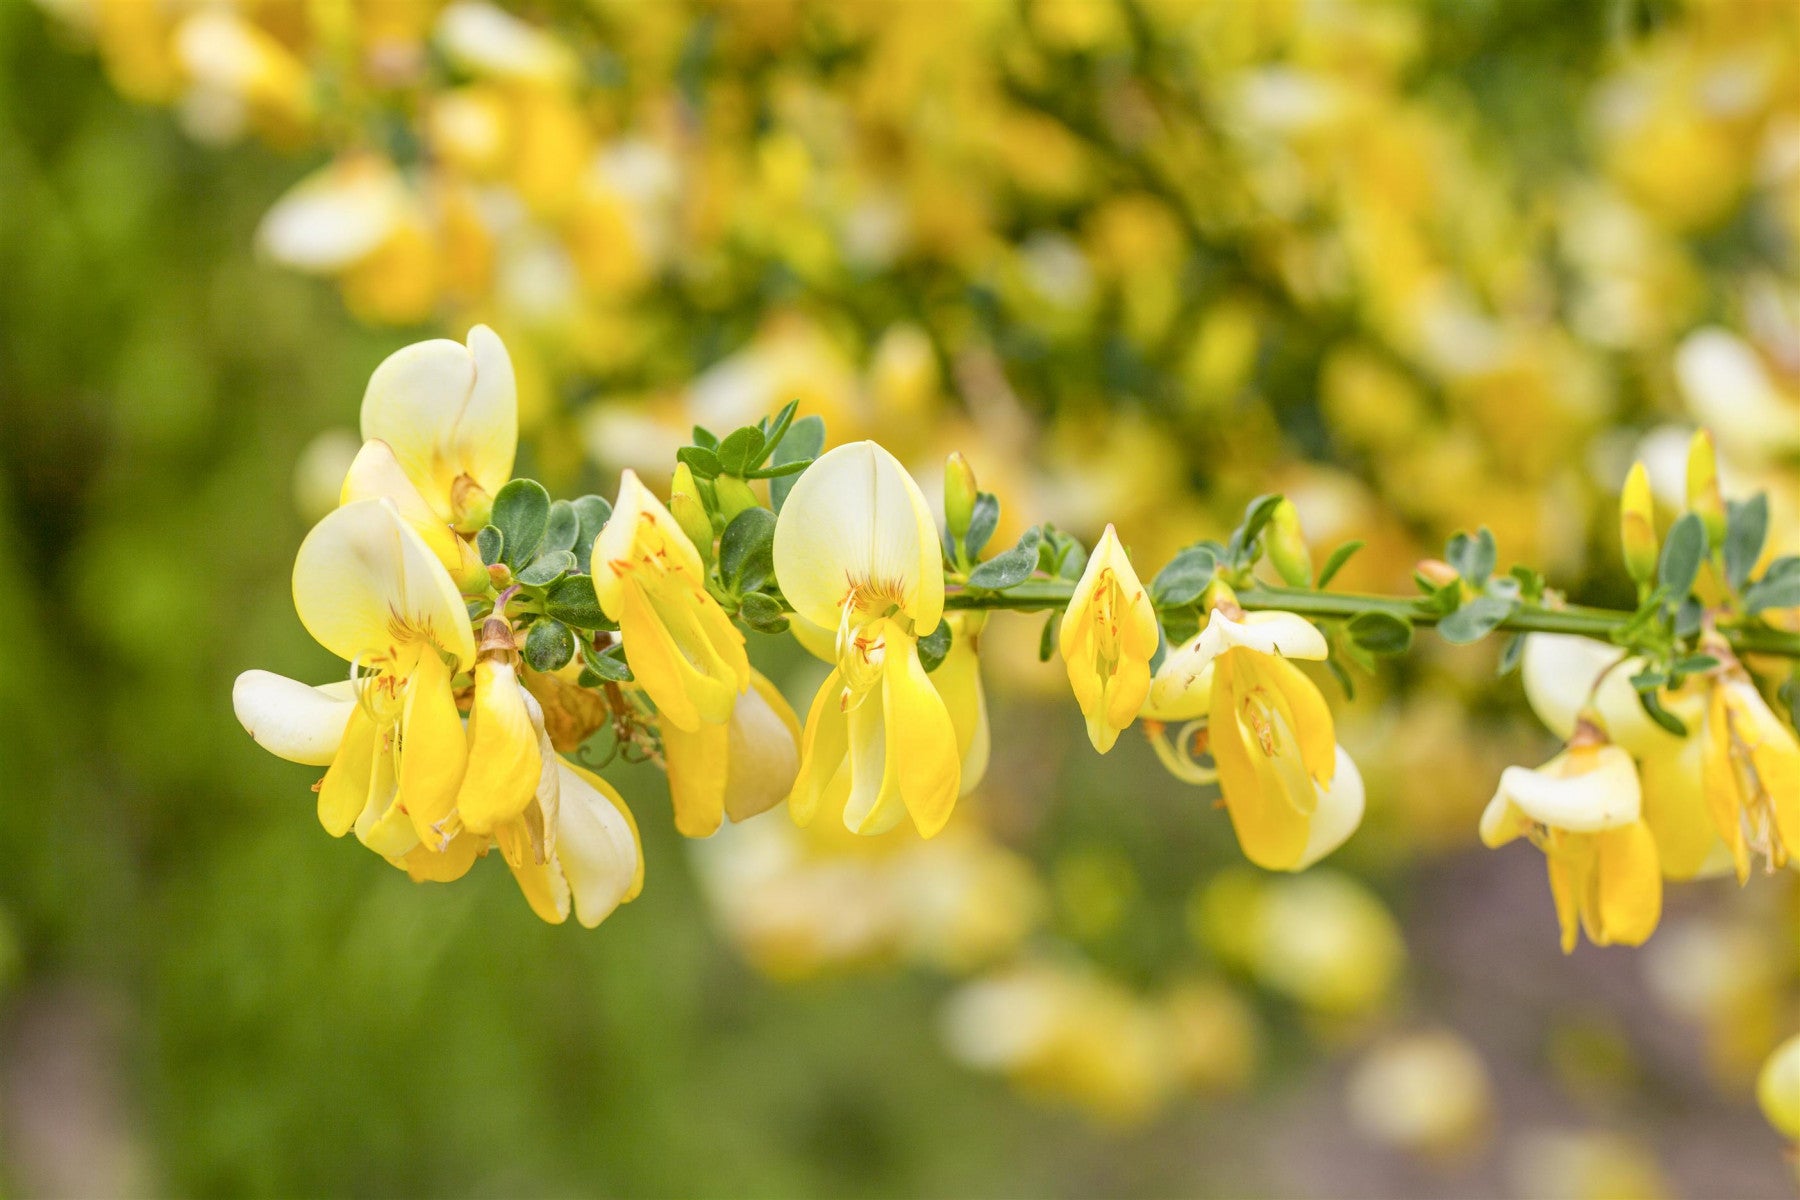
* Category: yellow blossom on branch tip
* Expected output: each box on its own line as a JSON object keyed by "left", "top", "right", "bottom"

{"left": 591, "top": 469, "right": 748, "bottom": 732}
{"left": 1059, "top": 525, "right": 1157, "bottom": 754}
{"left": 662, "top": 671, "right": 803, "bottom": 838}
{"left": 773, "top": 442, "right": 959, "bottom": 837}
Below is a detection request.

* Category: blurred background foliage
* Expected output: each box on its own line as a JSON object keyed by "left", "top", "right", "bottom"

{"left": 2, "top": 0, "right": 1799, "bottom": 1196}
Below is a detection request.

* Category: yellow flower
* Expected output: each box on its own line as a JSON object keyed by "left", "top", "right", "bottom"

{"left": 1758, "top": 1033, "right": 1800, "bottom": 1143}
{"left": 267, "top": 498, "right": 476, "bottom": 855}
{"left": 1480, "top": 737, "right": 1662, "bottom": 953}
{"left": 591, "top": 469, "right": 749, "bottom": 732}
{"left": 1151, "top": 607, "right": 1348, "bottom": 870}
{"left": 359, "top": 324, "right": 518, "bottom": 532}
{"left": 1059, "top": 525, "right": 1158, "bottom": 753}
{"left": 662, "top": 671, "right": 802, "bottom": 838}
{"left": 773, "top": 441, "right": 960, "bottom": 837}
{"left": 1701, "top": 668, "right": 1800, "bottom": 881}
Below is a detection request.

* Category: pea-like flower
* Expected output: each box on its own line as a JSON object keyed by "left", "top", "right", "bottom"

{"left": 591, "top": 469, "right": 749, "bottom": 732}
{"left": 1059, "top": 525, "right": 1158, "bottom": 753}
{"left": 773, "top": 441, "right": 960, "bottom": 836}
{"left": 1149, "top": 607, "right": 1354, "bottom": 871}
{"left": 1701, "top": 666, "right": 1800, "bottom": 881}
{"left": 1480, "top": 729, "right": 1662, "bottom": 953}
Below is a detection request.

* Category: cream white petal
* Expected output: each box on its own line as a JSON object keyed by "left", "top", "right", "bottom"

{"left": 292, "top": 498, "right": 477, "bottom": 668}
{"left": 435, "top": 1, "right": 578, "bottom": 86}
{"left": 1293, "top": 746, "right": 1364, "bottom": 870}
{"left": 1521, "top": 633, "right": 1690, "bottom": 758}
{"left": 1488, "top": 746, "right": 1642, "bottom": 834}
{"left": 1209, "top": 611, "right": 1329, "bottom": 661}
{"left": 360, "top": 324, "right": 517, "bottom": 511}
{"left": 232, "top": 670, "right": 358, "bottom": 766}
{"left": 773, "top": 441, "right": 944, "bottom": 634}
{"left": 1676, "top": 328, "right": 1800, "bottom": 461}
{"left": 554, "top": 763, "right": 642, "bottom": 928}
{"left": 257, "top": 157, "right": 405, "bottom": 273}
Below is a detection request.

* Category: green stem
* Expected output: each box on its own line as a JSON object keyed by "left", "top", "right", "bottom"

{"left": 943, "top": 581, "right": 1800, "bottom": 659}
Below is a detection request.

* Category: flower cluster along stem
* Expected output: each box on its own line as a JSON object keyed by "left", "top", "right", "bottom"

{"left": 942, "top": 581, "right": 1800, "bottom": 660}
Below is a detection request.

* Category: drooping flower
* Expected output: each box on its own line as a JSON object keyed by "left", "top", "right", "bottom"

{"left": 661, "top": 671, "right": 803, "bottom": 838}
{"left": 591, "top": 469, "right": 749, "bottom": 732}
{"left": 1142, "top": 624, "right": 1363, "bottom": 872}
{"left": 1700, "top": 665, "right": 1800, "bottom": 881}
{"left": 359, "top": 323, "right": 517, "bottom": 531}
{"left": 773, "top": 441, "right": 960, "bottom": 837}
{"left": 1059, "top": 525, "right": 1158, "bottom": 753}
{"left": 1149, "top": 606, "right": 1349, "bottom": 870}
{"left": 1480, "top": 728, "right": 1662, "bottom": 953}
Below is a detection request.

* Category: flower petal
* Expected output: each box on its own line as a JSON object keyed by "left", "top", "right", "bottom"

{"left": 723, "top": 672, "right": 803, "bottom": 823}
{"left": 1585, "top": 821, "right": 1662, "bottom": 947}
{"left": 772, "top": 441, "right": 944, "bottom": 634}
{"left": 454, "top": 659, "right": 541, "bottom": 834}
{"left": 339, "top": 437, "right": 466, "bottom": 570}
{"left": 292, "top": 498, "right": 476, "bottom": 668}
{"left": 317, "top": 704, "right": 379, "bottom": 836}
{"left": 788, "top": 670, "right": 849, "bottom": 827}
{"left": 554, "top": 761, "right": 644, "bottom": 927}
{"left": 884, "top": 631, "right": 961, "bottom": 837}
{"left": 232, "top": 670, "right": 356, "bottom": 766}
{"left": 1494, "top": 746, "right": 1642, "bottom": 832}
{"left": 360, "top": 324, "right": 517, "bottom": 515}
{"left": 662, "top": 716, "right": 728, "bottom": 837}
{"left": 1292, "top": 746, "right": 1365, "bottom": 870}
{"left": 397, "top": 649, "right": 468, "bottom": 845}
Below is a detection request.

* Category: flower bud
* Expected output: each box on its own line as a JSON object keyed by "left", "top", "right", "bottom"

{"left": 1267, "top": 498, "right": 1312, "bottom": 588}
{"left": 945, "top": 451, "right": 977, "bottom": 542}
{"left": 669, "top": 463, "right": 714, "bottom": 564}
{"left": 1416, "top": 559, "right": 1459, "bottom": 589}
{"left": 1619, "top": 461, "right": 1658, "bottom": 586}
{"left": 713, "top": 474, "right": 760, "bottom": 522}
{"left": 1685, "top": 430, "right": 1726, "bottom": 550}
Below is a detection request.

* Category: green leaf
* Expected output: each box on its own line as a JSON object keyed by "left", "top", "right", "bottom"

{"left": 1437, "top": 595, "right": 1514, "bottom": 645}
{"left": 1230, "top": 493, "right": 1283, "bottom": 562}
{"left": 717, "top": 426, "right": 766, "bottom": 476}
{"left": 917, "top": 619, "right": 952, "bottom": 673}
{"left": 677, "top": 446, "right": 723, "bottom": 479}
{"left": 516, "top": 549, "right": 576, "bottom": 587}
{"left": 765, "top": 414, "right": 826, "bottom": 512}
{"left": 1724, "top": 494, "right": 1770, "bottom": 592}
{"left": 1039, "top": 612, "right": 1058, "bottom": 662}
{"left": 1447, "top": 528, "right": 1497, "bottom": 585}
{"left": 1150, "top": 546, "right": 1218, "bottom": 608}
{"left": 756, "top": 400, "right": 799, "bottom": 466}
{"left": 570, "top": 495, "right": 612, "bottom": 572}
{"left": 543, "top": 574, "right": 610, "bottom": 630}
{"left": 737, "top": 591, "right": 789, "bottom": 633}
{"left": 1345, "top": 611, "right": 1413, "bottom": 655}
{"left": 543, "top": 499, "right": 579, "bottom": 554}
{"left": 476, "top": 525, "right": 504, "bottom": 567}
{"left": 745, "top": 459, "right": 810, "bottom": 480}
{"left": 1658, "top": 511, "right": 1705, "bottom": 600}
{"left": 1498, "top": 632, "right": 1526, "bottom": 676}
{"left": 967, "top": 526, "right": 1041, "bottom": 590}
{"left": 1637, "top": 688, "right": 1689, "bottom": 738}
{"left": 1746, "top": 574, "right": 1800, "bottom": 614}
{"left": 719, "top": 507, "right": 777, "bottom": 593}
{"left": 523, "top": 619, "right": 575, "bottom": 673}
{"left": 964, "top": 492, "right": 1000, "bottom": 559}
{"left": 691, "top": 426, "right": 720, "bottom": 450}
{"left": 1315, "top": 539, "right": 1364, "bottom": 590}
{"left": 580, "top": 640, "right": 633, "bottom": 683}
{"left": 492, "top": 479, "right": 551, "bottom": 570}
{"left": 1326, "top": 655, "right": 1356, "bottom": 700}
